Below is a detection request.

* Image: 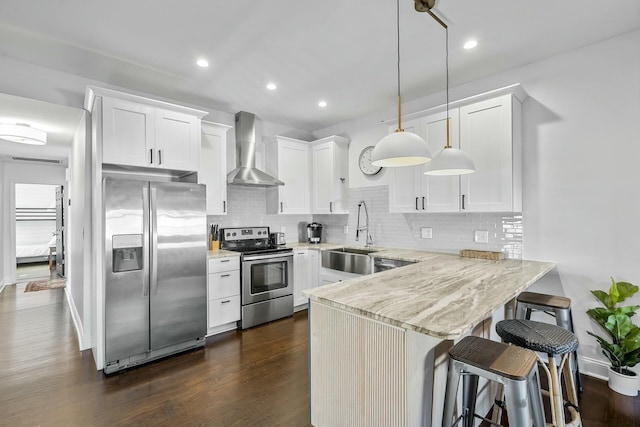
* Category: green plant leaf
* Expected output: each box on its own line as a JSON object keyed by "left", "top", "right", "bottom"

{"left": 591, "top": 290, "right": 610, "bottom": 307}
{"left": 605, "top": 314, "right": 633, "bottom": 340}
{"left": 616, "top": 281, "right": 639, "bottom": 303}
{"left": 615, "top": 305, "right": 640, "bottom": 317}
{"left": 609, "top": 277, "right": 620, "bottom": 308}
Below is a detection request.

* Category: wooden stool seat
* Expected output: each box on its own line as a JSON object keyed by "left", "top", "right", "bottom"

{"left": 443, "top": 335, "right": 546, "bottom": 427}
{"left": 517, "top": 291, "right": 571, "bottom": 310}
{"left": 449, "top": 335, "right": 538, "bottom": 380}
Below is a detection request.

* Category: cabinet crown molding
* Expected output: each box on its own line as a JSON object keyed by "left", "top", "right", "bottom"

{"left": 310, "top": 135, "right": 351, "bottom": 146}
{"left": 85, "top": 85, "right": 208, "bottom": 118}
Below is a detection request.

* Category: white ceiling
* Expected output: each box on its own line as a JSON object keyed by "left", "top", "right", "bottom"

{"left": 0, "top": 0, "right": 639, "bottom": 161}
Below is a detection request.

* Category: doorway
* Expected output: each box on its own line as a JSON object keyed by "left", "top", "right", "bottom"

{"left": 14, "top": 183, "right": 63, "bottom": 282}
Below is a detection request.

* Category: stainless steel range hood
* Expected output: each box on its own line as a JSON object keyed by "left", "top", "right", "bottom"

{"left": 227, "top": 111, "right": 284, "bottom": 187}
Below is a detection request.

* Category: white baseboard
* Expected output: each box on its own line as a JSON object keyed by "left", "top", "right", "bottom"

{"left": 0, "top": 280, "right": 5, "bottom": 295}
{"left": 579, "top": 355, "right": 640, "bottom": 391}
{"left": 64, "top": 287, "right": 91, "bottom": 350}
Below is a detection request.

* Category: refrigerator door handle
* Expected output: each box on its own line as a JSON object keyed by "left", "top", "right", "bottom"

{"left": 142, "top": 185, "right": 150, "bottom": 297}
{"left": 150, "top": 186, "right": 159, "bottom": 295}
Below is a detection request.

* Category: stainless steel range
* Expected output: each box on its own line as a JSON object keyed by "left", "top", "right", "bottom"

{"left": 220, "top": 226, "right": 293, "bottom": 329}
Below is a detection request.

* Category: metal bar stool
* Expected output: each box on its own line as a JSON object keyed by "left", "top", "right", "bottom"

{"left": 516, "top": 291, "right": 582, "bottom": 392}
{"left": 442, "top": 335, "right": 546, "bottom": 427}
{"left": 496, "top": 319, "right": 582, "bottom": 427}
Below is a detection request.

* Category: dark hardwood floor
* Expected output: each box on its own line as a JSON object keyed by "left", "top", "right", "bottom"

{"left": 1, "top": 283, "right": 638, "bottom": 426}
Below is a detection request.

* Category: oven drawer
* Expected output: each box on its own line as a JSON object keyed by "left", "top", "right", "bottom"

{"left": 208, "top": 256, "right": 240, "bottom": 273}
{"left": 208, "top": 295, "right": 241, "bottom": 328}
{"left": 208, "top": 270, "right": 240, "bottom": 300}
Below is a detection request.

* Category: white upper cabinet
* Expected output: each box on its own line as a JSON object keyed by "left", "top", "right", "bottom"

{"left": 200, "top": 121, "right": 231, "bottom": 215}
{"left": 388, "top": 112, "right": 460, "bottom": 213}
{"left": 266, "top": 136, "right": 311, "bottom": 214}
{"left": 459, "top": 94, "right": 522, "bottom": 212}
{"left": 311, "top": 136, "right": 350, "bottom": 214}
{"left": 86, "top": 86, "right": 207, "bottom": 172}
{"left": 101, "top": 97, "right": 155, "bottom": 167}
{"left": 155, "top": 109, "right": 201, "bottom": 171}
{"left": 388, "top": 88, "right": 524, "bottom": 213}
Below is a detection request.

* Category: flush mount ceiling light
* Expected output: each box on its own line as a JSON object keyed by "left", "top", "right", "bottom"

{"left": 318, "top": 100, "right": 328, "bottom": 108}
{"left": 371, "top": 0, "right": 431, "bottom": 168}
{"left": 266, "top": 82, "right": 277, "bottom": 90}
{"left": 196, "top": 58, "right": 209, "bottom": 68}
{"left": 0, "top": 123, "right": 47, "bottom": 145}
{"left": 415, "top": 0, "right": 475, "bottom": 176}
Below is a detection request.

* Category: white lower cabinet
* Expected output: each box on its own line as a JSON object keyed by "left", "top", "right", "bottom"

{"left": 293, "top": 249, "right": 319, "bottom": 309}
{"left": 207, "top": 256, "right": 240, "bottom": 335}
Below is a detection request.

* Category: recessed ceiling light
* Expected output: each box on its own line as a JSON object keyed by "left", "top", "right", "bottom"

{"left": 463, "top": 40, "right": 478, "bottom": 50}
{"left": 266, "top": 83, "right": 277, "bottom": 90}
{"left": 196, "top": 58, "right": 209, "bottom": 68}
{"left": 318, "top": 101, "right": 328, "bottom": 108}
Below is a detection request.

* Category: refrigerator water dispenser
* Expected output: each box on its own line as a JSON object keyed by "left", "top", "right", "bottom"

{"left": 112, "top": 234, "right": 143, "bottom": 272}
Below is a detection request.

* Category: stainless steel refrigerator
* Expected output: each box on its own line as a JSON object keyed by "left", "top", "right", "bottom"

{"left": 103, "top": 178, "right": 207, "bottom": 374}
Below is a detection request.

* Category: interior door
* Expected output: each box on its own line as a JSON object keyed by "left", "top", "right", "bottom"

{"left": 55, "top": 185, "right": 64, "bottom": 276}
{"left": 150, "top": 182, "right": 207, "bottom": 350}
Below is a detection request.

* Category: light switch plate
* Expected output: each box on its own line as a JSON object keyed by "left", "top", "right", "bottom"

{"left": 280, "top": 226, "right": 286, "bottom": 233}
{"left": 344, "top": 225, "right": 349, "bottom": 234}
{"left": 421, "top": 227, "right": 433, "bottom": 239}
{"left": 474, "top": 230, "right": 489, "bottom": 243}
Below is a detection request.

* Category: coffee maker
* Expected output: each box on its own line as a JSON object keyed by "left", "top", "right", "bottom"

{"left": 306, "top": 222, "right": 322, "bottom": 244}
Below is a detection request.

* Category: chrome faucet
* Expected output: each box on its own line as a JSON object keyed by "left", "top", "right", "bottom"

{"left": 355, "top": 200, "right": 373, "bottom": 247}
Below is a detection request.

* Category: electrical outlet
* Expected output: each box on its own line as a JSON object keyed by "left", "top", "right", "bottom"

{"left": 280, "top": 226, "right": 286, "bottom": 233}
{"left": 343, "top": 225, "right": 349, "bottom": 234}
{"left": 421, "top": 227, "right": 433, "bottom": 239}
{"left": 474, "top": 230, "right": 489, "bottom": 244}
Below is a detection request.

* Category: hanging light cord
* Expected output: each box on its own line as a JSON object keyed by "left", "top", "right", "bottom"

{"left": 445, "top": 26, "right": 451, "bottom": 148}
{"left": 396, "top": 0, "right": 403, "bottom": 132}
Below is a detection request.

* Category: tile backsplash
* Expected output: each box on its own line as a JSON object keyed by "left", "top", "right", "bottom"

{"left": 210, "top": 185, "right": 523, "bottom": 259}
{"left": 314, "top": 186, "right": 523, "bottom": 259}
{"left": 207, "top": 186, "right": 312, "bottom": 242}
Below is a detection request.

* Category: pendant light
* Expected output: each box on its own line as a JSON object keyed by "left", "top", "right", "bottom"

{"left": 416, "top": 1, "right": 475, "bottom": 176}
{"left": 371, "top": 0, "right": 431, "bottom": 167}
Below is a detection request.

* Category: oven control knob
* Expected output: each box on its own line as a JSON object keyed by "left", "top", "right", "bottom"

{"left": 258, "top": 231, "right": 262, "bottom": 235}
{"left": 232, "top": 232, "right": 237, "bottom": 236}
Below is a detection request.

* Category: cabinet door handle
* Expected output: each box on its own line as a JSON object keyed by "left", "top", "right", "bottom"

{"left": 462, "top": 194, "right": 466, "bottom": 210}
{"left": 221, "top": 274, "right": 231, "bottom": 278}
{"left": 158, "top": 149, "right": 162, "bottom": 165}
{"left": 280, "top": 202, "right": 283, "bottom": 213}
{"left": 221, "top": 300, "right": 231, "bottom": 304}
{"left": 415, "top": 197, "right": 419, "bottom": 210}
{"left": 422, "top": 196, "right": 425, "bottom": 210}
{"left": 329, "top": 202, "right": 333, "bottom": 213}
{"left": 220, "top": 259, "right": 230, "bottom": 263}
{"left": 297, "top": 252, "right": 305, "bottom": 255}
{"left": 223, "top": 200, "right": 226, "bottom": 213}
{"left": 150, "top": 149, "right": 153, "bottom": 164}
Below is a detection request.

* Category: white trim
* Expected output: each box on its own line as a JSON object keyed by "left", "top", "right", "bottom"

{"left": 0, "top": 280, "right": 6, "bottom": 295}
{"left": 578, "top": 355, "right": 610, "bottom": 381}
{"left": 65, "top": 286, "right": 91, "bottom": 350}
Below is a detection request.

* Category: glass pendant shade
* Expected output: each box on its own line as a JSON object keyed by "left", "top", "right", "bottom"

{"left": 371, "top": 130, "right": 432, "bottom": 167}
{"left": 423, "top": 146, "right": 475, "bottom": 175}
{"left": 0, "top": 123, "right": 47, "bottom": 145}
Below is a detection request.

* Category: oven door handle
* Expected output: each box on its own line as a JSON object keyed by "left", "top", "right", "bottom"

{"left": 243, "top": 252, "right": 293, "bottom": 262}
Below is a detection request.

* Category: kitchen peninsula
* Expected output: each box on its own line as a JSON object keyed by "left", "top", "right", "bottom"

{"left": 304, "top": 250, "right": 554, "bottom": 427}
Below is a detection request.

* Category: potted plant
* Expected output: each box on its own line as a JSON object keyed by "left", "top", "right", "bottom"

{"left": 587, "top": 277, "right": 640, "bottom": 396}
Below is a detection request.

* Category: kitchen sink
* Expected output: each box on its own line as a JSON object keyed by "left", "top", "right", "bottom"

{"left": 321, "top": 247, "right": 377, "bottom": 275}
{"left": 330, "top": 247, "right": 380, "bottom": 256}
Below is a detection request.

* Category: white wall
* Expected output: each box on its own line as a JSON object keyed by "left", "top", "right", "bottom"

{"left": 315, "top": 30, "right": 640, "bottom": 377}
{"left": 66, "top": 111, "right": 92, "bottom": 350}
{"left": 1, "top": 161, "right": 66, "bottom": 284}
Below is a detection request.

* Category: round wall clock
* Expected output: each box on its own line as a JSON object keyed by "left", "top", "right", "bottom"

{"left": 358, "top": 146, "right": 383, "bottom": 176}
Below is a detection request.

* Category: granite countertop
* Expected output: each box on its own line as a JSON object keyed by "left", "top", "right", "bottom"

{"left": 207, "top": 249, "right": 240, "bottom": 259}
{"left": 304, "top": 249, "right": 555, "bottom": 340}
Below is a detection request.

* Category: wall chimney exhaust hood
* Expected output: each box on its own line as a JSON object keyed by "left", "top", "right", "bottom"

{"left": 227, "top": 111, "right": 284, "bottom": 187}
